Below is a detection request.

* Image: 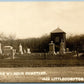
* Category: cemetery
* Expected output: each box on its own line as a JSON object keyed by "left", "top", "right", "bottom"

{"left": 0, "top": 28, "right": 84, "bottom": 67}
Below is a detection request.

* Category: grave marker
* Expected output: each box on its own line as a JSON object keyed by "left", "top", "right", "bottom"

{"left": 19, "top": 44, "right": 23, "bottom": 54}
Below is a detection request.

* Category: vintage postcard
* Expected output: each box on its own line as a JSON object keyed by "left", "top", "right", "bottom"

{"left": 0, "top": 0, "right": 84, "bottom": 83}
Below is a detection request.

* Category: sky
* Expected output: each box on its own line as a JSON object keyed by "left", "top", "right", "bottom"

{"left": 0, "top": 1, "right": 84, "bottom": 38}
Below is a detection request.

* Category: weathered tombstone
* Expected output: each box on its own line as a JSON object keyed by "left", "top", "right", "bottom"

{"left": 0, "top": 43, "right": 2, "bottom": 54}
{"left": 3, "top": 45, "right": 16, "bottom": 59}
{"left": 66, "top": 48, "right": 69, "bottom": 52}
{"left": 59, "top": 41, "right": 65, "bottom": 55}
{"left": 19, "top": 44, "right": 23, "bottom": 54}
{"left": 12, "top": 49, "right": 16, "bottom": 59}
{"left": 3, "top": 46, "right": 13, "bottom": 56}
{"left": 27, "top": 48, "right": 31, "bottom": 54}
{"left": 24, "top": 49, "right": 26, "bottom": 53}
{"left": 49, "top": 41, "right": 56, "bottom": 55}
{"left": 57, "top": 51, "right": 59, "bottom": 54}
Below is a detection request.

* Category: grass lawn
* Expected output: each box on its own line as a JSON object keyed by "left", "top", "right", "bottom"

{"left": 0, "top": 53, "right": 84, "bottom": 67}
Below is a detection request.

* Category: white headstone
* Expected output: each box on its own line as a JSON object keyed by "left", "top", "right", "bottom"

{"left": 49, "top": 41, "right": 56, "bottom": 55}
{"left": 12, "top": 49, "right": 16, "bottom": 59}
{"left": 57, "top": 51, "right": 59, "bottom": 54}
{"left": 19, "top": 44, "right": 23, "bottom": 54}
{"left": 27, "top": 48, "right": 31, "bottom": 54}
{"left": 59, "top": 41, "right": 65, "bottom": 55}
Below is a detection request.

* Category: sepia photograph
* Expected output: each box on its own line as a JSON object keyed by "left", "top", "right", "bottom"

{"left": 0, "top": 0, "right": 84, "bottom": 82}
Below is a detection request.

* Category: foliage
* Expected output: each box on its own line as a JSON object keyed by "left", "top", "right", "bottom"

{"left": 0, "top": 33, "right": 84, "bottom": 52}
{"left": 66, "top": 34, "right": 84, "bottom": 51}
{"left": 0, "top": 34, "right": 51, "bottom": 52}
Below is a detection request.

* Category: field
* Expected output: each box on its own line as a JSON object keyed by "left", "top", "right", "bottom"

{"left": 0, "top": 53, "right": 84, "bottom": 67}
{"left": 0, "top": 53, "right": 84, "bottom": 82}
{"left": 0, "top": 67, "right": 84, "bottom": 82}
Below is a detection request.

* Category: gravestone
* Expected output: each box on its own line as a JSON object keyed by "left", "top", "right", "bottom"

{"left": 3, "top": 46, "right": 16, "bottom": 59}
{"left": 19, "top": 44, "right": 23, "bottom": 54}
{"left": 49, "top": 41, "right": 56, "bottom": 55}
{"left": 3, "top": 46, "right": 13, "bottom": 56}
{"left": 66, "top": 48, "right": 69, "bottom": 52}
{"left": 12, "top": 49, "right": 16, "bottom": 59}
{"left": 57, "top": 51, "right": 59, "bottom": 55}
{"left": 27, "top": 48, "right": 31, "bottom": 54}
{"left": 3, "top": 46, "right": 13, "bottom": 55}
{"left": 24, "top": 49, "right": 26, "bottom": 53}
{"left": 59, "top": 41, "right": 65, "bottom": 55}
{"left": 0, "top": 43, "right": 2, "bottom": 54}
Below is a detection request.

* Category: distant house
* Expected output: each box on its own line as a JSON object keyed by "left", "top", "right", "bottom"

{"left": 51, "top": 27, "right": 66, "bottom": 51}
